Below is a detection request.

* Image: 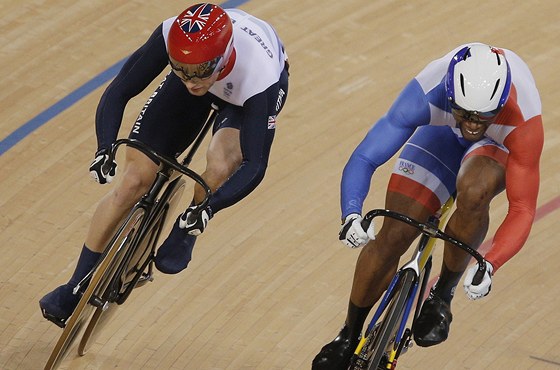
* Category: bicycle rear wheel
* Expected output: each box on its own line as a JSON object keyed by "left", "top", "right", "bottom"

{"left": 358, "top": 269, "right": 416, "bottom": 370}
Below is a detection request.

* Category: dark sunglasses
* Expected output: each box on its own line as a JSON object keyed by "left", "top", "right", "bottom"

{"left": 451, "top": 108, "right": 497, "bottom": 125}
{"left": 168, "top": 56, "right": 222, "bottom": 81}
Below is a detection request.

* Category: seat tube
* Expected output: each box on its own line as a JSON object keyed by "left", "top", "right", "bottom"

{"left": 142, "top": 168, "right": 172, "bottom": 205}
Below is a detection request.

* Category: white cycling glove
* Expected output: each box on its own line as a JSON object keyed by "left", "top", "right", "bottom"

{"left": 463, "top": 260, "right": 494, "bottom": 300}
{"left": 179, "top": 205, "right": 212, "bottom": 236}
{"left": 89, "top": 149, "right": 117, "bottom": 184}
{"left": 339, "top": 213, "right": 375, "bottom": 248}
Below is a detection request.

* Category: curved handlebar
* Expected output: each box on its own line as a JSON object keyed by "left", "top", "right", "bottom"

{"left": 362, "top": 209, "right": 488, "bottom": 285}
{"left": 105, "top": 138, "right": 211, "bottom": 212}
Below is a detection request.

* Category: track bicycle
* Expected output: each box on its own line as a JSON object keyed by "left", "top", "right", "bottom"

{"left": 348, "top": 196, "right": 488, "bottom": 370}
{"left": 43, "top": 107, "right": 218, "bottom": 370}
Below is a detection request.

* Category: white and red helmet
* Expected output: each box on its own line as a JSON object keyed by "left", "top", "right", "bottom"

{"left": 168, "top": 3, "right": 234, "bottom": 73}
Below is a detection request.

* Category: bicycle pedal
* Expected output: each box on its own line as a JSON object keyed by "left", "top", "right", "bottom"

{"left": 398, "top": 328, "right": 413, "bottom": 355}
{"left": 89, "top": 295, "right": 109, "bottom": 311}
{"left": 348, "top": 354, "right": 368, "bottom": 370}
{"left": 41, "top": 309, "right": 67, "bottom": 329}
{"left": 401, "top": 338, "right": 413, "bottom": 355}
{"left": 135, "top": 272, "right": 154, "bottom": 288}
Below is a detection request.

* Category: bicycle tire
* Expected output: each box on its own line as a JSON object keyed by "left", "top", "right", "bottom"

{"left": 43, "top": 208, "right": 146, "bottom": 369}
{"left": 78, "top": 176, "right": 185, "bottom": 355}
{"left": 75, "top": 207, "right": 146, "bottom": 355}
{"left": 366, "top": 269, "right": 416, "bottom": 370}
{"left": 43, "top": 300, "right": 95, "bottom": 370}
{"left": 77, "top": 210, "right": 163, "bottom": 355}
{"left": 78, "top": 216, "right": 160, "bottom": 355}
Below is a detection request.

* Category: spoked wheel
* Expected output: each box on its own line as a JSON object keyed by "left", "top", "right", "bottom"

{"left": 351, "top": 270, "right": 416, "bottom": 370}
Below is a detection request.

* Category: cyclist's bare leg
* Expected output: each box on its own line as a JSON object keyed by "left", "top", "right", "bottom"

{"left": 349, "top": 192, "right": 433, "bottom": 308}
{"left": 193, "top": 127, "right": 242, "bottom": 203}
{"left": 414, "top": 155, "right": 505, "bottom": 347}
{"left": 441, "top": 155, "right": 505, "bottom": 281}
{"left": 312, "top": 192, "right": 432, "bottom": 369}
{"left": 85, "top": 147, "right": 159, "bottom": 252}
{"left": 155, "top": 127, "right": 242, "bottom": 274}
{"left": 348, "top": 193, "right": 431, "bottom": 334}
{"left": 39, "top": 148, "right": 158, "bottom": 322}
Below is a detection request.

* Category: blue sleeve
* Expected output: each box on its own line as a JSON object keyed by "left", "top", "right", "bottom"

{"left": 95, "top": 24, "right": 169, "bottom": 151}
{"left": 340, "top": 79, "right": 431, "bottom": 217}
{"left": 207, "top": 84, "right": 278, "bottom": 214}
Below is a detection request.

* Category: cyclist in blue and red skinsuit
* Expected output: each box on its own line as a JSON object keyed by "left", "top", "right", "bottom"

{"left": 39, "top": 3, "right": 289, "bottom": 325}
{"left": 313, "top": 43, "right": 543, "bottom": 369}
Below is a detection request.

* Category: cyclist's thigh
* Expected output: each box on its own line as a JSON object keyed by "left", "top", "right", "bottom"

{"left": 373, "top": 191, "right": 434, "bottom": 257}
{"left": 111, "top": 148, "right": 160, "bottom": 204}
{"left": 458, "top": 139, "right": 507, "bottom": 194}
{"left": 128, "top": 72, "right": 213, "bottom": 159}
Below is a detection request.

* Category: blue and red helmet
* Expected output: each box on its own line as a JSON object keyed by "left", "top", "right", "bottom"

{"left": 445, "top": 43, "right": 511, "bottom": 117}
{"left": 168, "top": 3, "right": 234, "bottom": 72}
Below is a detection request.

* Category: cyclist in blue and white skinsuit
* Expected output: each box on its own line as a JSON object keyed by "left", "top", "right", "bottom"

{"left": 39, "top": 3, "right": 289, "bottom": 326}
{"left": 313, "top": 43, "right": 542, "bottom": 369}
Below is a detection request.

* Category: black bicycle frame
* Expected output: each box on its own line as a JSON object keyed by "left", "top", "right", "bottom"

{"left": 74, "top": 106, "right": 218, "bottom": 295}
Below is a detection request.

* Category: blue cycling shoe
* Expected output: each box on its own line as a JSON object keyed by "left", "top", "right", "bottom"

{"left": 155, "top": 218, "right": 197, "bottom": 274}
{"left": 39, "top": 284, "right": 81, "bottom": 328}
{"left": 39, "top": 246, "right": 100, "bottom": 327}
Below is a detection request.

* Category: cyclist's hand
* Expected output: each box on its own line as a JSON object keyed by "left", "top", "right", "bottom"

{"left": 89, "top": 149, "right": 117, "bottom": 184}
{"left": 339, "top": 213, "right": 375, "bottom": 248}
{"left": 179, "top": 205, "right": 213, "bottom": 236}
{"left": 463, "top": 260, "right": 494, "bottom": 300}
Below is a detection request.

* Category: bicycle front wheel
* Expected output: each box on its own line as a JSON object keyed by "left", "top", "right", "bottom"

{"left": 77, "top": 207, "right": 146, "bottom": 355}
{"left": 365, "top": 269, "right": 416, "bottom": 370}
{"left": 43, "top": 207, "right": 145, "bottom": 369}
{"left": 78, "top": 176, "right": 185, "bottom": 355}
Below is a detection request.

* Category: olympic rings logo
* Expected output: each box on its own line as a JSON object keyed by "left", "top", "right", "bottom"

{"left": 398, "top": 162, "right": 415, "bottom": 175}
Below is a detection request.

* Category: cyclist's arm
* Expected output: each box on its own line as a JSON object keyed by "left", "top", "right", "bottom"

{"left": 341, "top": 79, "right": 430, "bottom": 218}
{"left": 95, "top": 24, "right": 169, "bottom": 151}
{"left": 485, "top": 116, "right": 544, "bottom": 271}
{"left": 207, "top": 84, "right": 279, "bottom": 214}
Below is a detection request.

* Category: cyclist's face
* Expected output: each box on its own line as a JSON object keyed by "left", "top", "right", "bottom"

{"left": 451, "top": 108, "right": 495, "bottom": 142}
{"left": 168, "top": 56, "right": 220, "bottom": 96}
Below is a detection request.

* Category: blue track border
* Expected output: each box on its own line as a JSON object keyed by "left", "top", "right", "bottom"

{"left": 0, "top": 0, "right": 248, "bottom": 156}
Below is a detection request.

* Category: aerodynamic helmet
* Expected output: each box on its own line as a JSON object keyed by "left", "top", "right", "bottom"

{"left": 167, "top": 3, "right": 234, "bottom": 76}
{"left": 445, "top": 43, "right": 511, "bottom": 117}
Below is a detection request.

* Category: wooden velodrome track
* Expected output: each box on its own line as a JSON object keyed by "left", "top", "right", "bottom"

{"left": 1, "top": 0, "right": 559, "bottom": 369}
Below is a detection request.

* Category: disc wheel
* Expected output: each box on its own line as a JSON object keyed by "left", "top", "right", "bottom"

{"left": 359, "top": 270, "right": 416, "bottom": 370}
